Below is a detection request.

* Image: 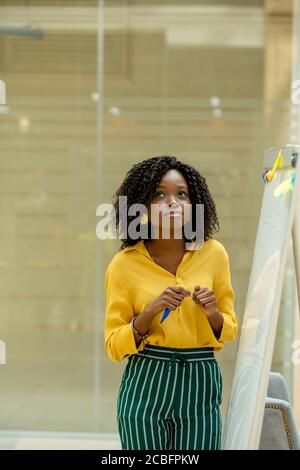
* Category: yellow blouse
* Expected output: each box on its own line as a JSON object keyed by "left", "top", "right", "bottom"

{"left": 104, "top": 238, "right": 238, "bottom": 362}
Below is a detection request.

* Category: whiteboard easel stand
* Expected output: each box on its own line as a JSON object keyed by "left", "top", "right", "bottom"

{"left": 223, "top": 145, "right": 300, "bottom": 450}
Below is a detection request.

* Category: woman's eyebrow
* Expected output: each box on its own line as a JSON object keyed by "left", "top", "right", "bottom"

{"left": 157, "top": 184, "right": 188, "bottom": 189}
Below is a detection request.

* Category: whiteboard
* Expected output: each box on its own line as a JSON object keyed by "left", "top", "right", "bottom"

{"left": 222, "top": 144, "right": 300, "bottom": 450}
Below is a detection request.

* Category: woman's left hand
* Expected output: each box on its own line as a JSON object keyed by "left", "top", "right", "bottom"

{"left": 192, "top": 285, "right": 218, "bottom": 316}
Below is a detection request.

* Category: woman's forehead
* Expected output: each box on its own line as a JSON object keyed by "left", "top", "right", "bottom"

{"left": 157, "top": 170, "right": 188, "bottom": 187}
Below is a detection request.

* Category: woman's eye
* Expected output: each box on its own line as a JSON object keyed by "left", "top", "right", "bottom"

{"left": 153, "top": 190, "right": 188, "bottom": 198}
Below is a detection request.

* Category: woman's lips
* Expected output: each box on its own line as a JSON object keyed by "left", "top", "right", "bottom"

{"left": 164, "top": 210, "right": 182, "bottom": 217}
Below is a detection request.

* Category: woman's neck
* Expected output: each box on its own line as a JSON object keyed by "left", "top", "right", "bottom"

{"left": 146, "top": 238, "right": 186, "bottom": 256}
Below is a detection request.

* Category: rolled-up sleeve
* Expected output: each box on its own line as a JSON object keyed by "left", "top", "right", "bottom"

{"left": 213, "top": 250, "right": 238, "bottom": 345}
{"left": 104, "top": 263, "right": 146, "bottom": 362}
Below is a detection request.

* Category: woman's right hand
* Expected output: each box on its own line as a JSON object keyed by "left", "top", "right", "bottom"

{"left": 145, "top": 285, "right": 191, "bottom": 317}
{"left": 133, "top": 286, "right": 191, "bottom": 344}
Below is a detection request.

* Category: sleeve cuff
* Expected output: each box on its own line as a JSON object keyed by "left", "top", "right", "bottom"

{"left": 117, "top": 323, "right": 147, "bottom": 360}
{"left": 218, "top": 313, "right": 236, "bottom": 343}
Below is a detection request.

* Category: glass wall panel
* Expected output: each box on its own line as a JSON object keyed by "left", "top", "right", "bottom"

{"left": 0, "top": 0, "right": 299, "bottom": 436}
{"left": 101, "top": 0, "right": 265, "bottom": 429}
{"left": 0, "top": 0, "right": 99, "bottom": 431}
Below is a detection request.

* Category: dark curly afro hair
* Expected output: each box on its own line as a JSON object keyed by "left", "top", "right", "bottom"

{"left": 111, "top": 155, "right": 219, "bottom": 250}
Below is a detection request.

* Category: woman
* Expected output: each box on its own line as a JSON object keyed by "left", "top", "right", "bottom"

{"left": 104, "top": 155, "right": 238, "bottom": 450}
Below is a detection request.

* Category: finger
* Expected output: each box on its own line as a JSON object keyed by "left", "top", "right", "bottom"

{"left": 166, "top": 295, "right": 182, "bottom": 305}
{"left": 166, "top": 301, "right": 180, "bottom": 311}
{"left": 193, "top": 286, "right": 208, "bottom": 295}
{"left": 202, "top": 301, "right": 216, "bottom": 308}
{"left": 196, "top": 291, "right": 214, "bottom": 301}
{"left": 195, "top": 289, "right": 214, "bottom": 299}
{"left": 197, "top": 295, "right": 216, "bottom": 305}
{"left": 166, "top": 288, "right": 185, "bottom": 301}
{"left": 169, "top": 293, "right": 185, "bottom": 302}
{"left": 170, "top": 286, "right": 191, "bottom": 297}
{"left": 200, "top": 301, "right": 217, "bottom": 310}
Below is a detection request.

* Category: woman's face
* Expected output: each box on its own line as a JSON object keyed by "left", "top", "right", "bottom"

{"left": 148, "top": 169, "right": 192, "bottom": 237}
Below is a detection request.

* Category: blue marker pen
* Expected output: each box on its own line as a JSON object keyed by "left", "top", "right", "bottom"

{"left": 160, "top": 290, "right": 187, "bottom": 323}
{"left": 160, "top": 307, "right": 170, "bottom": 323}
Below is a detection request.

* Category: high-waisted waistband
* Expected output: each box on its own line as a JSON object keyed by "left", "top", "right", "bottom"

{"left": 130, "top": 345, "right": 216, "bottom": 378}
{"left": 136, "top": 344, "right": 215, "bottom": 362}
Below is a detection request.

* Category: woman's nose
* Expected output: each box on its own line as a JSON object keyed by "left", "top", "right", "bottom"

{"left": 167, "top": 196, "right": 178, "bottom": 206}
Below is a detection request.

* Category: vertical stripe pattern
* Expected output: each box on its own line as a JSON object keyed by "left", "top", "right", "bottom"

{"left": 117, "top": 345, "right": 222, "bottom": 450}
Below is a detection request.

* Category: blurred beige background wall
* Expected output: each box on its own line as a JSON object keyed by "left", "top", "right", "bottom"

{"left": 0, "top": 0, "right": 299, "bottom": 434}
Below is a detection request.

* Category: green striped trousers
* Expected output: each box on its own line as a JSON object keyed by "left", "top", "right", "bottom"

{"left": 117, "top": 344, "right": 223, "bottom": 450}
